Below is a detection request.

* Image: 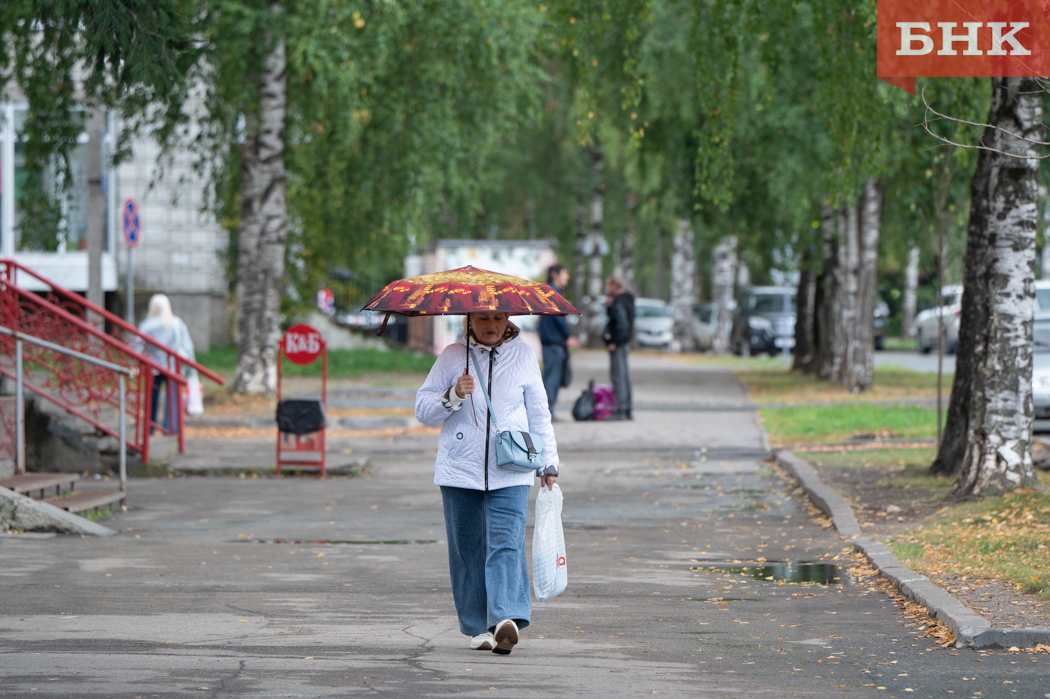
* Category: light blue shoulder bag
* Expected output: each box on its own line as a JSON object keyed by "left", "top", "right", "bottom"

{"left": 470, "top": 349, "right": 545, "bottom": 473}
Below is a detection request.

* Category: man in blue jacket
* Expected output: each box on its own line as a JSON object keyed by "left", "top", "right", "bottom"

{"left": 539, "top": 264, "right": 578, "bottom": 420}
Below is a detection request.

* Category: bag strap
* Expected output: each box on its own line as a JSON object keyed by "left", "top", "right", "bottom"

{"left": 469, "top": 348, "right": 501, "bottom": 432}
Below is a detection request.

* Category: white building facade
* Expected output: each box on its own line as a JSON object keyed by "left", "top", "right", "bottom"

{"left": 0, "top": 99, "right": 229, "bottom": 351}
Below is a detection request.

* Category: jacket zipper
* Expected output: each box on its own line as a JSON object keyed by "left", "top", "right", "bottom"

{"left": 483, "top": 349, "right": 494, "bottom": 491}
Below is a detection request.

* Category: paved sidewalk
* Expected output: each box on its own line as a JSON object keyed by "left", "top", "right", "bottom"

{"left": 0, "top": 352, "right": 1042, "bottom": 697}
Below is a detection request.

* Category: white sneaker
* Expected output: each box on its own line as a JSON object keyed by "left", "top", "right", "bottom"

{"left": 492, "top": 619, "right": 519, "bottom": 655}
{"left": 470, "top": 632, "right": 494, "bottom": 651}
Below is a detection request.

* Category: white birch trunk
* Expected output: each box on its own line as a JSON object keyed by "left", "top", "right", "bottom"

{"left": 670, "top": 218, "right": 697, "bottom": 352}
{"left": 584, "top": 144, "right": 606, "bottom": 348}
{"left": 954, "top": 77, "right": 1043, "bottom": 496}
{"left": 711, "top": 235, "right": 737, "bottom": 354}
{"left": 616, "top": 193, "right": 637, "bottom": 291}
{"left": 234, "top": 17, "right": 287, "bottom": 395}
{"left": 845, "top": 178, "right": 882, "bottom": 392}
{"left": 838, "top": 203, "right": 860, "bottom": 387}
{"left": 902, "top": 244, "right": 920, "bottom": 338}
{"left": 736, "top": 263, "right": 750, "bottom": 289}
{"left": 1039, "top": 184, "right": 1050, "bottom": 280}
{"left": 573, "top": 197, "right": 586, "bottom": 313}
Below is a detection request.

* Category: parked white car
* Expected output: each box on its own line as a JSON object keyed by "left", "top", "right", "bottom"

{"left": 915, "top": 285, "right": 962, "bottom": 354}
{"left": 633, "top": 298, "right": 674, "bottom": 348}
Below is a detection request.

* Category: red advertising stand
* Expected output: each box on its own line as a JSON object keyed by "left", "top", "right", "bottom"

{"left": 276, "top": 324, "right": 327, "bottom": 477}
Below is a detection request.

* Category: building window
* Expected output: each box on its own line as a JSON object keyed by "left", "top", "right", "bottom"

{"left": 1, "top": 105, "right": 109, "bottom": 255}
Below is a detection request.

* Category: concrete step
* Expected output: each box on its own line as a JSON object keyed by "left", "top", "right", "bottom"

{"left": 42, "top": 490, "right": 125, "bottom": 514}
{"left": 0, "top": 473, "right": 80, "bottom": 499}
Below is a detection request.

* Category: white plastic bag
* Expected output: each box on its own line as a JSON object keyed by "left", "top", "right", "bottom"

{"left": 185, "top": 374, "right": 204, "bottom": 416}
{"left": 532, "top": 483, "right": 567, "bottom": 602}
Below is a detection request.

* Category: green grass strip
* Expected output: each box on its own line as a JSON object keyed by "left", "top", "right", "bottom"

{"left": 195, "top": 345, "right": 436, "bottom": 379}
{"left": 762, "top": 404, "right": 942, "bottom": 445}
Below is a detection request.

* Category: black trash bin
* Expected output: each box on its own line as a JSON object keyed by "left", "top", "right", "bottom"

{"left": 276, "top": 399, "right": 326, "bottom": 434}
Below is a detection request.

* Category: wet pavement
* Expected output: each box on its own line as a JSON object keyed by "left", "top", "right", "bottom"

{"left": 0, "top": 351, "right": 1045, "bottom": 697}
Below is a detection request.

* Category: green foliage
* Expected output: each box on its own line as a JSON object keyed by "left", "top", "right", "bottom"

{"left": 0, "top": 0, "right": 193, "bottom": 171}
{"left": 3, "top": 0, "right": 1017, "bottom": 323}
{"left": 879, "top": 78, "right": 989, "bottom": 288}
{"left": 157, "top": 0, "right": 549, "bottom": 315}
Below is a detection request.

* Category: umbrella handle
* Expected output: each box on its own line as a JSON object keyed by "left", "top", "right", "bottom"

{"left": 465, "top": 315, "right": 478, "bottom": 427}
{"left": 376, "top": 313, "right": 391, "bottom": 337}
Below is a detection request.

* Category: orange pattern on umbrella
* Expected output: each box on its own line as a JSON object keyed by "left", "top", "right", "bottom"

{"left": 363, "top": 266, "right": 579, "bottom": 316}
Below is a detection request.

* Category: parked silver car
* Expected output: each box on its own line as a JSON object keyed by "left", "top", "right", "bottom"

{"left": 634, "top": 298, "right": 674, "bottom": 348}
{"left": 915, "top": 285, "right": 962, "bottom": 354}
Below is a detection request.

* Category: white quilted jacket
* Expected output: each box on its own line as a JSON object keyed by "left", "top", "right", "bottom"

{"left": 416, "top": 334, "right": 559, "bottom": 491}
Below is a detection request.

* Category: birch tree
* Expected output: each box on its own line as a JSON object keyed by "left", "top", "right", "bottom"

{"left": 669, "top": 218, "right": 696, "bottom": 351}
{"left": 711, "top": 235, "right": 737, "bottom": 354}
{"left": 615, "top": 193, "right": 638, "bottom": 291}
{"left": 844, "top": 178, "right": 882, "bottom": 392}
{"left": 901, "top": 245, "right": 920, "bottom": 339}
{"left": 584, "top": 143, "right": 607, "bottom": 348}
{"left": 937, "top": 78, "right": 1045, "bottom": 495}
{"left": 233, "top": 9, "right": 286, "bottom": 394}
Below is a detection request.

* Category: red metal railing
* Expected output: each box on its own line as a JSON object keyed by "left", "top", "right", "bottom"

{"left": 0, "top": 259, "right": 225, "bottom": 464}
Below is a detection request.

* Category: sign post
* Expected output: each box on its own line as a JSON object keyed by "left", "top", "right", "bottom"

{"left": 276, "top": 324, "right": 328, "bottom": 477}
{"left": 122, "top": 198, "right": 141, "bottom": 323}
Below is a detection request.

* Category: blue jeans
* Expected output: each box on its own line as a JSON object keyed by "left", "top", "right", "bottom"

{"left": 150, "top": 376, "right": 175, "bottom": 433}
{"left": 541, "top": 344, "right": 566, "bottom": 414}
{"left": 440, "top": 485, "right": 531, "bottom": 636}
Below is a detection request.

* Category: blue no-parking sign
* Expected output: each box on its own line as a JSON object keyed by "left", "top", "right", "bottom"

{"left": 122, "top": 198, "right": 141, "bottom": 248}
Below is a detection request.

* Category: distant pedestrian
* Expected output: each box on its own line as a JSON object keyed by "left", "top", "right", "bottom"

{"left": 138, "top": 294, "right": 196, "bottom": 433}
{"left": 416, "top": 311, "right": 560, "bottom": 655}
{"left": 538, "top": 264, "right": 579, "bottom": 421}
{"left": 603, "top": 275, "right": 635, "bottom": 420}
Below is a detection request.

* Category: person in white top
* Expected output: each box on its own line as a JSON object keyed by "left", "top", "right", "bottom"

{"left": 416, "top": 311, "right": 559, "bottom": 655}
{"left": 138, "top": 294, "right": 195, "bottom": 433}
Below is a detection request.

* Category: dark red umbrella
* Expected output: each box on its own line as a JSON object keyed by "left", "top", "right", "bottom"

{"left": 363, "top": 265, "right": 578, "bottom": 324}
{"left": 365, "top": 265, "right": 579, "bottom": 424}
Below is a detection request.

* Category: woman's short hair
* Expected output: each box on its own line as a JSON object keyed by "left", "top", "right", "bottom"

{"left": 147, "top": 294, "right": 174, "bottom": 328}
{"left": 546, "top": 263, "right": 567, "bottom": 285}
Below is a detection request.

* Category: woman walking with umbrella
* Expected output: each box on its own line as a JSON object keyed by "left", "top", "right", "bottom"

{"left": 364, "top": 267, "right": 576, "bottom": 654}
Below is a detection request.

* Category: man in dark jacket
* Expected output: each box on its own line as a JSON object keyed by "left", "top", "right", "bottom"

{"left": 603, "top": 275, "right": 635, "bottom": 420}
{"left": 539, "top": 264, "right": 578, "bottom": 420}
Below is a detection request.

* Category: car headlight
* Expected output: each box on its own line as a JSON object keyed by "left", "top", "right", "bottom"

{"left": 748, "top": 316, "right": 772, "bottom": 331}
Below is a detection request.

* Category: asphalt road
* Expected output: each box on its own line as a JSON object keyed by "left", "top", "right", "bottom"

{"left": 874, "top": 351, "right": 956, "bottom": 375}
{"left": 0, "top": 351, "right": 1043, "bottom": 698}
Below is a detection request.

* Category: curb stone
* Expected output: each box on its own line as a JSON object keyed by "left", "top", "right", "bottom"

{"left": 0, "top": 486, "right": 116, "bottom": 537}
{"left": 776, "top": 451, "right": 1050, "bottom": 649}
